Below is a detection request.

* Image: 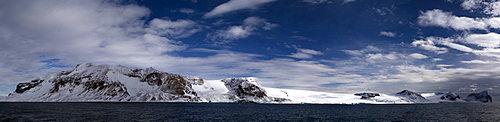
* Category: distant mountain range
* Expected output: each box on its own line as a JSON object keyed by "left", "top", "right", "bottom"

{"left": 1, "top": 63, "right": 493, "bottom": 104}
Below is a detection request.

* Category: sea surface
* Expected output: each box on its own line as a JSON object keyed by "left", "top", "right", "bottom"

{"left": 0, "top": 102, "right": 499, "bottom": 121}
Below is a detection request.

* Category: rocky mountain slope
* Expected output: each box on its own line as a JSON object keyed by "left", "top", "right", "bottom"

{"left": 6, "top": 63, "right": 202, "bottom": 102}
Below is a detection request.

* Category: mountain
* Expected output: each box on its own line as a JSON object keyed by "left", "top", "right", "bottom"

{"left": 5, "top": 63, "right": 201, "bottom": 102}
{"left": 395, "top": 90, "right": 433, "bottom": 103}
{"left": 3, "top": 63, "right": 287, "bottom": 103}
{"left": 465, "top": 90, "right": 493, "bottom": 102}
{"left": 440, "top": 92, "right": 462, "bottom": 101}
{"left": 1, "top": 63, "right": 494, "bottom": 104}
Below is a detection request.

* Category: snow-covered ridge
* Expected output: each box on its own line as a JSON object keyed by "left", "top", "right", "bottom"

{"left": 1, "top": 63, "right": 494, "bottom": 104}
{"left": 4, "top": 63, "right": 201, "bottom": 102}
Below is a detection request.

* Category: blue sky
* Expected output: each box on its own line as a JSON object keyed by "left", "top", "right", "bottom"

{"left": 1, "top": 0, "right": 500, "bottom": 96}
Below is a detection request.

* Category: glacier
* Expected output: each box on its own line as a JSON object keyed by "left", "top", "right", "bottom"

{"left": 1, "top": 63, "right": 493, "bottom": 104}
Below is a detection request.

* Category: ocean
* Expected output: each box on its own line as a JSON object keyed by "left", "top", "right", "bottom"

{"left": 0, "top": 102, "right": 499, "bottom": 121}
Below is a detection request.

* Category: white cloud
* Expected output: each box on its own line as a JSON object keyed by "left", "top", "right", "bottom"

{"left": 243, "top": 17, "right": 278, "bottom": 30}
{"left": 146, "top": 18, "right": 202, "bottom": 38}
{"left": 288, "top": 48, "right": 324, "bottom": 59}
{"left": 343, "top": 0, "right": 356, "bottom": 4}
{"left": 210, "top": 17, "right": 276, "bottom": 43}
{"left": 203, "top": 0, "right": 276, "bottom": 18}
{"left": 415, "top": 33, "right": 500, "bottom": 58}
{"left": 365, "top": 53, "right": 403, "bottom": 63}
{"left": 213, "top": 26, "right": 252, "bottom": 41}
{"left": 409, "top": 53, "right": 428, "bottom": 59}
{"left": 462, "top": 60, "right": 500, "bottom": 64}
{"left": 302, "top": 0, "right": 331, "bottom": 4}
{"left": 411, "top": 39, "right": 449, "bottom": 54}
{"left": 342, "top": 45, "right": 381, "bottom": 56}
{"left": 436, "top": 64, "right": 454, "bottom": 68}
{"left": 379, "top": 31, "right": 397, "bottom": 37}
{"left": 374, "top": 7, "right": 394, "bottom": 16}
{"left": 484, "top": 1, "right": 500, "bottom": 16}
{"left": 484, "top": 17, "right": 500, "bottom": 28}
{"left": 463, "top": 33, "right": 500, "bottom": 48}
{"left": 433, "top": 58, "right": 444, "bottom": 61}
{"left": 178, "top": 8, "right": 195, "bottom": 14}
{"left": 461, "top": 0, "right": 484, "bottom": 10}
{"left": 418, "top": 9, "right": 488, "bottom": 30}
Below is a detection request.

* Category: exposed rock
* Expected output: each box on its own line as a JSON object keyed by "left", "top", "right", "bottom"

{"left": 222, "top": 78, "right": 267, "bottom": 98}
{"left": 184, "top": 76, "right": 204, "bottom": 85}
{"left": 221, "top": 77, "right": 290, "bottom": 103}
{"left": 440, "top": 92, "right": 461, "bottom": 100}
{"left": 465, "top": 90, "right": 492, "bottom": 102}
{"left": 15, "top": 79, "right": 43, "bottom": 94}
{"left": 396, "top": 90, "right": 431, "bottom": 103}
{"left": 354, "top": 92, "right": 380, "bottom": 99}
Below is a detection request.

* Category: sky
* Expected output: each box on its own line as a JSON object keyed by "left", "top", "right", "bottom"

{"left": 1, "top": 0, "right": 500, "bottom": 97}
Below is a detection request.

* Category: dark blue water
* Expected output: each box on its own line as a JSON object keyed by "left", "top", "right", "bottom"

{"left": 0, "top": 102, "right": 499, "bottom": 121}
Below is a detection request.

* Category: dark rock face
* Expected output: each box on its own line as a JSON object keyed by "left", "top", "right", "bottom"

{"left": 440, "top": 92, "right": 461, "bottom": 100}
{"left": 396, "top": 90, "right": 432, "bottom": 103}
{"left": 397, "top": 90, "right": 426, "bottom": 99}
{"left": 465, "top": 90, "right": 493, "bottom": 102}
{"left": 15, "top": 79, "right": 44, "bottom": 94}
{"left": 221, "top": 78, "right": 290, "bottom": 103}
{"left": 184, "top": 76, "right": 204, "bottom": 85}
{"left": 140, "top": 72, "right": 195, "bottom": 96}
{"left": 222, "top": 78, "right": 267, "bottom": 98}
{"left": 354, "top": 93, "right": 380, "bottom": 99}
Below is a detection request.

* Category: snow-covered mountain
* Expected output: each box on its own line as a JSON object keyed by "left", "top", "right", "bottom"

{"left": 1, "top": 63, "right": 493, "bottom": 104}
{"left": 5, "top": 63, "right": 202, "bottom": 102}
{"left": 465, "top": 90, "right": 493, "bottom": 102}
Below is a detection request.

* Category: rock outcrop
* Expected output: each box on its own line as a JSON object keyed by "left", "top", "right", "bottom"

{"left": 354, "top": 92, "right": 380, "bottom": 99}
{"left": 396, "top": 90, "right": 432, "bottom": 103}
{"left": 465, "top": 90, "right": 493, "bottom": 102}
{"left": 221, "top": 77, "right": 289, "bottom": 102}
{"left": 440, "top": 92, "right": 461, "bottom": 100}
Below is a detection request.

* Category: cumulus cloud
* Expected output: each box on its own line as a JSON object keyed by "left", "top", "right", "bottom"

{"left": 418, "top": 9, "right": 488, "bottom": 30}
{"left": 463, "top": 33, "right": 500, "bottom": 48}
{"left": 461, "top": 0, "right": 484, "bottom": 10}
{"left": 418, "top": 8, "right": 500, "bottom": 31}
{"left": 411, "top": 39, "right": 449, "bottom": 54}
{"left": 210, "top": 17, "right": 277, "bottom": 43}
{"left": 288, "top": 48, "right": 324, "bottom": 59}
{"left": 379, "top": 31, "right": 397, "bottom": 37}
{"left": 203, "top": 0, "right": 276, "bottom": 18}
